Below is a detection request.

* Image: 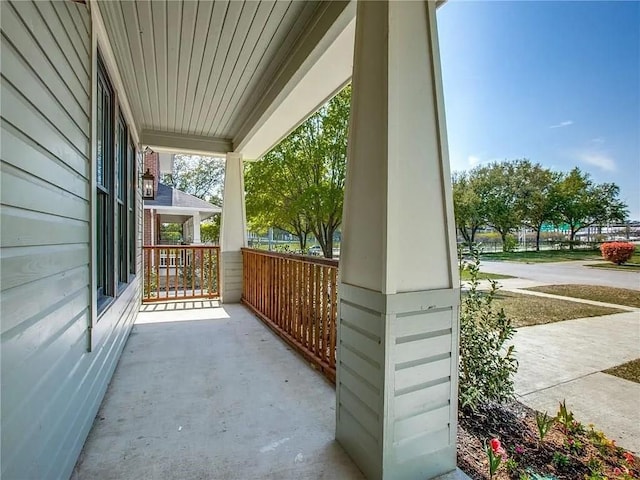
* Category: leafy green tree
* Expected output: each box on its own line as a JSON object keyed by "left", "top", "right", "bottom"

{"left": 162, "top": 154, "right": 225, "bottom": 206}
{"left": 555, "top": 168, "right": 628, "bottom": 249}
{"left": 452, "top": 171, "right": 484, "bottom": 245}
{"left": 472, "top": 162, "right": 524, "bottom": 252}
{"left": 201, "top": 215, "right": 220, "bottom": 244}
{"left": 245, "top": 86, "right": 350, "bottom": 258}
{"left": 513, "top": 160, "right": 561, "bottom": 251}
{"left": 244, "top": 143, "right": 313, "bottom": 251}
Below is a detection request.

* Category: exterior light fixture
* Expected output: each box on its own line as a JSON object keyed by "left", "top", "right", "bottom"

{"left": 142, "top": 168, "right": 155, "bottom": 200}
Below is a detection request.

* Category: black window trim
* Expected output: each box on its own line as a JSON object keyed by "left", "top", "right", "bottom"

{"left": 96, "top": 50, "right": 138, "bottom": 318}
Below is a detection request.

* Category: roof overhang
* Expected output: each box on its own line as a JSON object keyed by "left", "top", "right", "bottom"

{"left": 232, "top": 2, "right": 356, "bottom": 160}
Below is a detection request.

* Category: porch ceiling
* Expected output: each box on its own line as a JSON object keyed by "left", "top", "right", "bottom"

{"left": 97, "top": 0, "right": 354, "bottom": 158}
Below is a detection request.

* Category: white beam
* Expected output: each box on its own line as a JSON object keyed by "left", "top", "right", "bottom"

{"left": 336, "top": 2, "right": 460, "bottom": 479}
{"left": 232, "top": 2, "right": 355, "bottom": 160}
{"left": 142, "top": 130, "right": 232, "bottom": 156}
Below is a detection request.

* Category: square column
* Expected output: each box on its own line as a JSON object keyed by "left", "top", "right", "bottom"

{"left": 220, "top": 153, "right": 247, "bottom": 303}
{"left": 336, "top": 2, "right": 460, "bottom": 480}
{"left": 192, "top": 212, "right": 201, "bottom": 244}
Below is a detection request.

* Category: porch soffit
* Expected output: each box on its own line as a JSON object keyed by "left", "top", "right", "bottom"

{"left": 97, "top": 0, "right": 342, "bottom": 154}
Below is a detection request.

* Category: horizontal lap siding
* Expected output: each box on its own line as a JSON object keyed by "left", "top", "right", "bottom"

{"left": 0, "top": 2, "right": 140, "bottom": 479}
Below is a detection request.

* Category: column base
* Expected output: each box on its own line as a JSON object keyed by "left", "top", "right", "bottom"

{"left": 336, "top": 283, "right": 460, "bottom": 480}
{"left": 220, "top": 251, "right": 243, "bottom": 303}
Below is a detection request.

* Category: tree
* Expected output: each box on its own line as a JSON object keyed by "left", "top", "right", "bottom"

{"left": 452, "top": 171, "right": 484, "bottom": 245}
{"left": 555, "top": 168, "right": 628, "bottom": 249}
{"left": 513, "top": 160, "right": 560, "bottom": 251}
{"left": 201, "top": 215, "right": 220, "bottom": 244}
{"left": 244, "top": 143, "right": 313, "bottom": 251}
{"left": 245, "top": 86, "right": 350, "bottom": 258}
{"left": 473, "top": 162, "right": 524, "bottom": 252}
{"left": 162, "top": 155, "right": 225, "bottom": 205}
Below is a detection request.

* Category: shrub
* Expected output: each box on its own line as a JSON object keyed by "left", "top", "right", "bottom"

{"left": 503, "top": 234, "right": 518, "bottom": 253}
{"left": 459, "top": 244, "right": 518, "bottom": 412}
{"left": 600, "top": 242, "right": 635, "bottom": 265}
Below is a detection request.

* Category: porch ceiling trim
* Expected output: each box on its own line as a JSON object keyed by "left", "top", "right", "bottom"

{"left": 142, "top": 130, "right": 232, "bottom": 156}
{"left": 233, "top": 1, "right": 355, "bottom": 160}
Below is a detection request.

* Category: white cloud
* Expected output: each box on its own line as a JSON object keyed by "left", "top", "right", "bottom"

{"left": 468, "top": 155, "right": 480, "bottom": 167}
{"left": 577, "top": 152, "right": 616, "bottom": 172}
{"left": 590, "top": 137, "right": 605, "bottom": 144}
{"left": 549, "top": 120, "right": 574, "bottom": 129}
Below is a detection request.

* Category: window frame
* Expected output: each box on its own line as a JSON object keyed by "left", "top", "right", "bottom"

{"left": 93, "top": 49, "right": 139, "bottom": 318}
{"left": 90, "top": 5, "right": 142, "bottom": 353}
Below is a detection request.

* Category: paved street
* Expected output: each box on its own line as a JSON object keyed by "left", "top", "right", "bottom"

{"left": 481, "top": 260, "right": 640, "bottom": 290}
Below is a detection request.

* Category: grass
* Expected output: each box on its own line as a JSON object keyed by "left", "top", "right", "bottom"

{"left": 486, "top": 291, "right": 625, "bottom": 328}
{"left": 604, "top": 358, "right": 640, "bottom": 384}
{"left": 480, "top": 249, "right": 603, "bottom": 263}
{"left": 525, "top": 284, "right": 640, "bottom": 308}
{"left": 459, "top": 270, "right": 514, "bottom": 281}
{"left": 588, "top": 262, "right": 640, "bottom": 271}
{"left": 587, "top": 251, "right": 640, "bottom": 270}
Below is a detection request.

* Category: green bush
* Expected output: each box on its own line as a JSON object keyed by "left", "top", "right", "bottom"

{"left": 459, "top": 244, "right": 518, "bottom": 412}
{"left": 503, "top": 234, "right": 518, "bottom": 252}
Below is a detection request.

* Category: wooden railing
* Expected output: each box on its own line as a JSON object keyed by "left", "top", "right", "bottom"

{"left": 241, "top": 248, "right": 339, "bottom": 382}
{"left": 142, "top": 245, "right": 220, "bottom": 302}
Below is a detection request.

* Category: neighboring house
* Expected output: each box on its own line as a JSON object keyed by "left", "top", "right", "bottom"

{"left": 1, "top": 2, "right": 458, "bottom": 480}
{"left": 142, "top": 152, "right": 220, "bottom": 246}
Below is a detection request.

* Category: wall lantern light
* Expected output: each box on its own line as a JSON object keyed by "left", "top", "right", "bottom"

{"left": 142, "top": 169, "right": 155, "bottom": 200}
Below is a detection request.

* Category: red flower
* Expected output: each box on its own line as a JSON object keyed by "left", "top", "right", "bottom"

{"left": 613, "top": 467, "right": 622, "bottom": 476}
{"left": 490, "top": 438, "right": 501, "bottom": 453}
{"left": 624, "top": 452, "right": 635, "bottom": 463}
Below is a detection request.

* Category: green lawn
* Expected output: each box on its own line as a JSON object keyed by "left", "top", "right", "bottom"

{"left": 459, "top": 270, "right": 513, "bottom": 281}
{"left": 604, "top": 359, "right": 640, "bottom": 384}
{"left": 526, "top": 284, "right": 640, "bottom": 308}
{"left": 484, "top": 291, "right": 624, "bottom": 328}
{"left": 587, "top": 251, "right": 640, "bottom": 270}
{"left": 480, "top": 249, "right": 603, "bottom": 263}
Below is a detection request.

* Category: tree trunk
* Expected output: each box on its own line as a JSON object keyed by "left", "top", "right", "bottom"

{"left": 324, "top": 234, "right": 334, "bottom": 259}
{"left": 569, "top": 228, "right": 576, "bottom": 250}
{"left": 470, "top": 226, "right": 478, "bottom": 244}
{"left": 535, "top": 226, "right": 542, "bottom": 252}
{"left": 500, "top": 231, "right": 508, "bottom": 252}
{"left": 459, "top": 227, "right": 471, "bottom": 246}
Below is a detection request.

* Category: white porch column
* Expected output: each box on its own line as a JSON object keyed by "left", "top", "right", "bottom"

{"left": 220, "top": 152, "right": 247, "bottom": 303}
{"left": 336, "top": 2, "right": 460, "bottom": 480}
{"left": 192, "top": 212, "right": 201, "bottom": 244}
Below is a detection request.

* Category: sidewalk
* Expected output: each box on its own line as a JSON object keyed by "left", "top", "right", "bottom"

{"left": 512, "top": 311, "right": 640, "bottom": 453}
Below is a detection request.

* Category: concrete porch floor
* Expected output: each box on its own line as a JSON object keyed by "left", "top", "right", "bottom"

{"left": 72, "top": 302, "right": 365, "bottom": 480}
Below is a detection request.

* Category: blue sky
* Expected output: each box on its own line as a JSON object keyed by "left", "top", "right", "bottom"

{"left": 437, "top": 1, "right": 640, "bottom": 220}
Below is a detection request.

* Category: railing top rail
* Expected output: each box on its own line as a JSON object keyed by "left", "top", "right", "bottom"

{"left": 241, "top": 247, "right": 339, "bottom": 267}
{"left": 143, "top": 245, "right": 220, "bottom": 249}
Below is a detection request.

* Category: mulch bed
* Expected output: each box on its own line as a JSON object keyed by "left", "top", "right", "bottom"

{"left": 457, "top": 401, "right": 639, "bottom": 479}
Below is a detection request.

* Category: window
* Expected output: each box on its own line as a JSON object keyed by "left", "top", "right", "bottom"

{"left": 128, "top": 142, "right": 136, "bottom": 275}
{"left": 116, "top": 114, "right": 128, "bottom": 287}
{"left": 96, "top": 55, "right": 114, "bottom": 310}
{"left": 96, "top": 52, "right": 137, "bottom": 315}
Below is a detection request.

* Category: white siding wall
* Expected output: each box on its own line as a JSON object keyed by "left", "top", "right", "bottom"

{"left": 0, "top": 1, "right": 141, "bottom": 478}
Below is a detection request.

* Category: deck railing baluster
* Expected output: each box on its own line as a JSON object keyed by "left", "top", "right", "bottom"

{"left": 240, "top": 248, "right": 338, "bottom": 383}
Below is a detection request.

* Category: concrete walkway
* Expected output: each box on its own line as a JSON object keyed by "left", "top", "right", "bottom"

{"left": 73, "top": 303, "right": 364, "bottom": 480}
{"left": 513, "top": 311, "right": 640, "bottom": 453}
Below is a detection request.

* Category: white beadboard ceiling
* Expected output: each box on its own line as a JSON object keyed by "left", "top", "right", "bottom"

{"left": 97, "top": 0, "right": 346, "bottom": 154}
